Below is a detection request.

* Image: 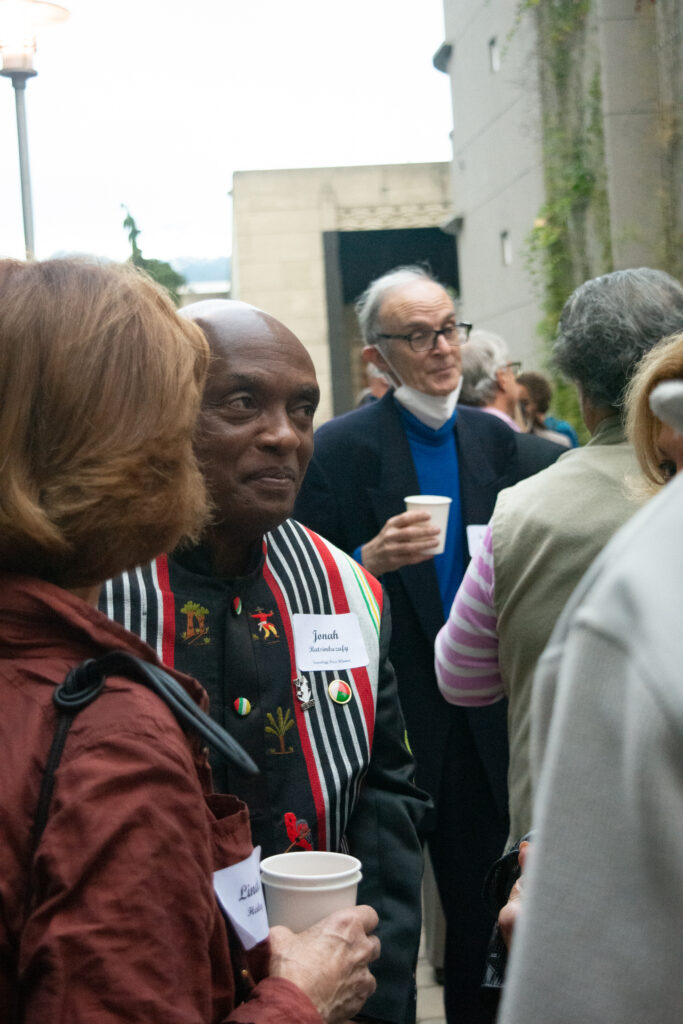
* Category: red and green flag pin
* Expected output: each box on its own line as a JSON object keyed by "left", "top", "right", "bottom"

{"left": 327, "top": 679, "right": 353, "bottom": 705}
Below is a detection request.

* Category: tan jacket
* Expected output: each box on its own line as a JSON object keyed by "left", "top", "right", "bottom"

{"left": 491, "top": 417, "right": 640, "bottom": 843}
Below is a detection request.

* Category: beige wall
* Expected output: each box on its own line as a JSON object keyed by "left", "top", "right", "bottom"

{"left": 232, "top": 163, "right": 452, "bottom": 423}
{"left": 439, "top": 0, "right": 674, "bottom": 366}
{"left": 596, "top": 0, "right": 662, "bottom": 268}
{"left": 440, "top": 0, "right": 546, "bottom": 367}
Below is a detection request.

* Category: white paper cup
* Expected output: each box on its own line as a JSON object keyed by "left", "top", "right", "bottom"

{"left": 260, "top": 851, "right": 362, "bottom": 932}
{"left": 404, "top": 494, "right": 452, "bottom": 555}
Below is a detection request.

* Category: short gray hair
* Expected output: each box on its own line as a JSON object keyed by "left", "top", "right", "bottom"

{"left": 355, "top": 265, "right": 446, "bottom": 344}
{"left": 460, "top": 330, "right": 510, "bottom": 406}
{"left": 553, "top": 267, "right": 683, "bottom": 410}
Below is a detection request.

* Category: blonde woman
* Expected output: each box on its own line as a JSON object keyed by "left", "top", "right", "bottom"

{"left": 626, "top": 330, "right": 683, "bottom": 488}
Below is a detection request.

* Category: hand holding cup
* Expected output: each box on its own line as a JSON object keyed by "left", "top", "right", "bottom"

{"left": 360, "top": 504, "right": 445, "bottom": 576}
{"left": 269, "top": 904, "right": 380, "bottom": 1024}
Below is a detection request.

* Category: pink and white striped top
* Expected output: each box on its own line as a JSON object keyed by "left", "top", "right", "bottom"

{"left": 434, "top": 524, "right": 506, "bottom": 706}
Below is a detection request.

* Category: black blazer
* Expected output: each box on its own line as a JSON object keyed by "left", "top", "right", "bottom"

{"left": 515, "top": 430, "right": 565, "bottom": 477}
{"left": 294, "top": 393, "right": 519, "bottom": 801}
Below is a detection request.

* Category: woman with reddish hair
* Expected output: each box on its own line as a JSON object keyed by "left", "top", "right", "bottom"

{"left": 0, "top": 258, "right": 378, "bottom": 1024}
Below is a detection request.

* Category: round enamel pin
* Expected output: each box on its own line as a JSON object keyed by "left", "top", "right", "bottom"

{"left": 233, "top": 697, "right": 251, "bottom": 716}
{"left": 327, "top": 679, "right": 353, "bottom": 705}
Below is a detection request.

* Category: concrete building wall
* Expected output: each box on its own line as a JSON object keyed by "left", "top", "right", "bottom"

{"left": 596, "top": 0, "right": 662, "bottom": 268}
{"left": 440, "top": 0, "right": 546, "bottom": 366}
{"left": 232, "top": 163, "right": 453, "bottom": 422}
{"left": 439, "top": 0, "right": 675, "bottom": 367}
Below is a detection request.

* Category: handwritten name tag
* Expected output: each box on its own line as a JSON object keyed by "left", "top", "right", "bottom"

{"left": 213, "top": 846, "right": 269, "bottom": 950}
{"left": 292, "top": 613, "right": 369, "bottom": 671}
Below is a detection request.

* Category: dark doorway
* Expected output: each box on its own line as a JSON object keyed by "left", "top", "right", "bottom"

{"left": 323, "top": 227, "right": 459, "bottom": 415}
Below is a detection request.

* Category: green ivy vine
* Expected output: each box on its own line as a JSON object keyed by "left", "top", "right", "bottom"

{"left": 514, "top": 0, "right": 614, "bottom": 437}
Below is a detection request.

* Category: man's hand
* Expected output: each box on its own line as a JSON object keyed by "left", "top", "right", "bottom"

{"left": 361, "top": 511, "right": 441, "bottom": 576}
{"left": 269, "top": 905, "right": 381, "bottom": 1024}
{"left": 498, "top": 840, "right": 530, "bottom": 950}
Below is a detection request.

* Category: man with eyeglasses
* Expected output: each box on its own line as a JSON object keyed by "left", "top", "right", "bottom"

{"left": 459, "top": 329, "right": 565, "bottom": 476}
{"left": 295, "top": 266, "right": 521, "bottom": 1024}
{"left": 459, "top": 329, "right": 523, "bottom": 432}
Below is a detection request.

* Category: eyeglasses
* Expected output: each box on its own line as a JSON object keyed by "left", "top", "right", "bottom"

{"left": 375, "top": 322, "right": 472, "bottom": 353}
{"left": 505, "top": 361, "right": 522, "bottom": 375}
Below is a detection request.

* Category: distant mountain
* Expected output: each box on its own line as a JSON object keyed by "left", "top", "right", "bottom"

{"left": 171, "top": 257, "right": 230, "bottom": 284}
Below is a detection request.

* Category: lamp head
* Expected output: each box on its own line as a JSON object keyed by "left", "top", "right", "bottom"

{"left": 0, "top": 0, "right": 69, "bottom": 74}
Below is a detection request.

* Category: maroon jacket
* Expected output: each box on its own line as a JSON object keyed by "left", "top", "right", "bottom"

{"left": 0, "top": 574, "right": 322, "bottom": 1024}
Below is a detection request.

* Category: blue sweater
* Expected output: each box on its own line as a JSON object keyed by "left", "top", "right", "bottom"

{"left": 399, "top": 406, "right": 465, "bottom": 616}
{"left": 354, "top": 405, "right": 465, "bottom": 617}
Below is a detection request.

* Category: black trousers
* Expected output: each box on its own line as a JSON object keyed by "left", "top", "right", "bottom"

{"left": 426, "top": 701, "right": 509, "bottom": 1024}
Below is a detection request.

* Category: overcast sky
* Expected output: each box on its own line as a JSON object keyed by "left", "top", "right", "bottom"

{"left": 0, "top": 0, "right": 452, "bottom": 263}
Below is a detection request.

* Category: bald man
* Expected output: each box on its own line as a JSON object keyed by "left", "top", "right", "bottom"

{"left": 101, "top": 300, "right": 429, "bottom": 1024}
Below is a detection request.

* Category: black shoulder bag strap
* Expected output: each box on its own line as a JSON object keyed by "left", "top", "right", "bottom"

{"left": 29, "top": 651, "right": 259, "bottom": 869}
{"left": 15, "top": 653, "right": 258, "bottom": 1024}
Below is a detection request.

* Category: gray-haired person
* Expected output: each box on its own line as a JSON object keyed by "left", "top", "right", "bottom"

{"left": 498, "top": 379, "right": 683, "bottom": 1024}
{"left": 459, "top": 330, "right": 565, "bottom": 475}
{"left": 460, "top": 330, "right": 521, "bottom": 425}
{"left": 435, "top": 267, "right": 683, "bottom": 848}
{"left": 295, "top": 265, "right": 526, "bottom": 1024}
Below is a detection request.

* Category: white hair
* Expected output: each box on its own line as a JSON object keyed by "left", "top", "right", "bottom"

{"left": 355, "top": 266, "right": 445, "bottom": 344}
{"left": 459, "top": 330, "right": 510, "bottom": 406}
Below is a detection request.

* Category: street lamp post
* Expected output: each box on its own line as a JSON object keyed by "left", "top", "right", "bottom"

{"left": 2, "top": 64, "right": 37, "bottom": 258}
{"left": 0, "top": 0, "right": 69, "bottom": 260}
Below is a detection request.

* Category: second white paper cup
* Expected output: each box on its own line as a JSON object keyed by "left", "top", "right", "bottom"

{"left": 261, "top": 851, "right": 362, "bottom": 932}
{"left": 404, "top": 494, "right": 452, "bottom": 555}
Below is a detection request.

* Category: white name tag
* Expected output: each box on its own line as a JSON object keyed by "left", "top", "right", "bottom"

{"left": 466, "top": 524, "right": 488, "bottom": 558}
{"left": 213, "top": 846, "right": 269, "bottom": 950}
{"left": 292, "top": 613, "right": 369, "bottom": 671}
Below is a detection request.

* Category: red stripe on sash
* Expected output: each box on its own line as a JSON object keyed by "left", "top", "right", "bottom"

{"left": 155, "top": 555, "right": 176, "bottom": 668}
{"left": 302, "top": 528, "right": 376, "bottom": 743}
{"left": 359, "top": 562, "right": 383, "bottom": 607}
{"left": 262, "top": 547, "right": 328, "bottom": 850}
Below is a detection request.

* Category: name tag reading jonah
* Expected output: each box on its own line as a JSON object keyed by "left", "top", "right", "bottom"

{"left": 213, "top": 846, "right": 269, "bottom": 950}
{"left": 292, "top": 613, "right": 369, "bottom": 671}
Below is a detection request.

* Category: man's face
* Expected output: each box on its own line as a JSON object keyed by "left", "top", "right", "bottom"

{"left": 194, "top": 313, "right": 320, "bottom": 542}
{"left": 370, "top": 280, "right": 462, "bottom": 395}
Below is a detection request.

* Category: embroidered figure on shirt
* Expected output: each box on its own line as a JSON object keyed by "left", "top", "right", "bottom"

{"left": 250, "top": 607, "right": 280, "bottom": 642}
{"left": 265, "top": 707, "right": 295, "bottom": 755}
{"left": 294, "top": 675, "right": 315, "bottom": 711}
{"left": 180, "top": 600, "right": 211, "bottom": 645}
{"left": 284, "top": 811, "right": 313, "bottom": 851}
